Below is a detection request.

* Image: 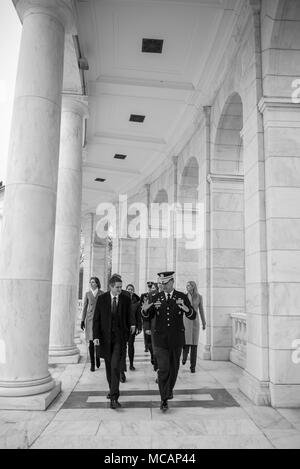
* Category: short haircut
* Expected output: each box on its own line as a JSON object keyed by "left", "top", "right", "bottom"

{"left": 126, "top": 284, "right": 135, "bottom": 291}
{"left": 109, "top": 275, "right": 122, "bottom": 286}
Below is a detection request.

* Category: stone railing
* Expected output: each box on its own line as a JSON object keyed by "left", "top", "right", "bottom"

{"left": 230, "top": 311, "right": 247, "bottom": 369}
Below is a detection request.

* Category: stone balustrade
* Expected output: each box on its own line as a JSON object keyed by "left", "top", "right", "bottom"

{"left": 230, "top": 312, "right": 247, "bottom": 369}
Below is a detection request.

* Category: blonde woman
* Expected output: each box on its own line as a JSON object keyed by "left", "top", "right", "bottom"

{"left": 182, "top": 281, "right": 206, "bottom": 373}
{"left": 81, "top": 277, "right": 104, "bottom": 371}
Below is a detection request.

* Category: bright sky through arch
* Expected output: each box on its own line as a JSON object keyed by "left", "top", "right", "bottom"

{"left": 0, "top": 1, "right": 21, "bottom": 183}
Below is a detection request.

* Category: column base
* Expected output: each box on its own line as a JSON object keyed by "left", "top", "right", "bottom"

{"left": 269, "top": 382, "right": 300, "bottom": 408}
{"left": 0, "top": 380, "right": 61, "bottom": 410}
{"left": 211, "top": 346, "right": 230, "bottom": 361}
{"left": 230, "top": 348, "right": 246, "bottom": 369}
{"left": 198, "top": 344, "right": 211, "bottom": 360}
{"left": 239, "top": 370, "right": 271, "bottom": 406}
{"left": 49, "top": 345, "right": 80, "bottom": 364}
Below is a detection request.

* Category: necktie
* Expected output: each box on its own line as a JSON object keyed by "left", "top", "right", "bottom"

{"left": 167, "top": 293, "right": 171, "bottom": 302}
{"left": 112, "top": 296, "right": 117, "bottom": 315}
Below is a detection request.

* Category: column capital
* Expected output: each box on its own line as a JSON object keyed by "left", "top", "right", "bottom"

{"left": 258, "top": 96, "right": 300, "bottom": 114}
{"left": 172, "top": 155, "right": 179, "bottom": 167}
{"left": 203, "top": 105, "right": 211, "bottom": 125}
{"left": 207, "top": 173, "right": 244, "bottom": 184}
{"left": 14, "top": 0, "right": 74, "bottom": 32}
{"left": 248, "top": 0, "right": 261, "bottom": 14}
{"left": 62, "top": 94, "right": 89, "bottom": 118}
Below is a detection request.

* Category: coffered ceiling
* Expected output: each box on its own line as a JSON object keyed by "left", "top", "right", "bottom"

{"left": 72, "top": 0, "right": 240, "bottom": 213}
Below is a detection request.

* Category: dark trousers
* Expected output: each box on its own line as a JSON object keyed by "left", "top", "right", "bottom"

{"left": 88, "top": 340, "right": 100, "bottom": 367}
{"left": 155, "top": 346, "right": 182, "bottom": 401}
{"left": 143, "top": 331, "right": 149, "bottom": 351}
{"left": 104, "top": 340, "right": 122, "bottom": 400}
{"left": 182, "top": 345, "right": 197, "bottom": 371}
{"left": 120, "top": 333, "right": 136, "bottom": 371}
{"left": 128, "top": 333, "right": 136, "bottom": 366}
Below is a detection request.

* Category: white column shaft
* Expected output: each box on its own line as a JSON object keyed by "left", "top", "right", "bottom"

{"left": 49, "top": 99, "right": 87, "bottom": 362}
{"left": 0, "top": 4, "right": 66, "bottom": 397}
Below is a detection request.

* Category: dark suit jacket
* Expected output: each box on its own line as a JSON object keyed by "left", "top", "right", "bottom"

{"left": 143, "top": 290, "right": 196, "bottom": 349}
{"left": 93, "top": 291, "right": 133, "bottom": 359}
{"left": 123, "top": 291, "right": 142, "bottom": 331}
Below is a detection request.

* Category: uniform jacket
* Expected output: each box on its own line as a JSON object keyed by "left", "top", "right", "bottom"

{"left": 143, "top": 290, "right": 196, "bottom": 349}
{"left": 92, "top": 291, "right": 134, "bottom": 359}
{"left": 81, "top": 289, "right": 104, "bottom": 341}
{"left": 140, "top": 291, "right": 156, "bottom": 332}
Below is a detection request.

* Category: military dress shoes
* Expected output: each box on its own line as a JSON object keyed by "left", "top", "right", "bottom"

{"left": 160, "top": 400, "right": 168, "bottom": 412}
{"left": 106, "top": 393, "right": 111, "bottom": 399}
{"left": 168, "top": 392, "right": 173, "bottom": 400}
{"left": 120, "top": 372, "right": 126, "bottom": 383}
{"left": 110, "top": 399, "right": 117, "bottom": 409}
{"left": 110, "top": 399, "right": 122, "bottom": 409}
{"left": 90, "top": 365, "right": 95, "bottom": 372}
{"left": 129, "top": 365, "right": 136, "bottom": 371}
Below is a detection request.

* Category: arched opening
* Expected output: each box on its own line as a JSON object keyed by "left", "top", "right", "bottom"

{"left": 147, "top": 189, "right": 169, "bottom": 282}
{"left": 176, "top": 157, "right": 200, "bottom": 291}
{"left": 210, "top": 93, "right": 246, "bottom": 365}
{"left": 213, "top": 93, "right": 243, "bottom": 175}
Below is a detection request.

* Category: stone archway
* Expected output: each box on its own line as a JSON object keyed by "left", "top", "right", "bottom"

{"left": 209, "top": 93, "right": 246, "bottom": 364}
{"left": 147, "top": 189, "right": 169, "bottom": 282}
{"left": 176, "top": 157, "right": 200, "bottom": 292}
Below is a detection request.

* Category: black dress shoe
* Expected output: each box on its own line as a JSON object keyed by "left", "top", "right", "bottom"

{"left": 96, "top": 357, "right": 100, "bottom": 368}
{"left": 182, "top": 359, "right": 186, "bottom": 365}
{"left": 129, "top": 365, "right": 136, "bottom": 371}
{"left": 120, "top": 372, "right": 126, "bottom": 383}
{"left": 110, "top": 399, "right": 117, "bottom": 409}
{"left": 106, "top": 393, "right": 111, "bottom": 399}
{"left": 90, "top": 365, "right": 95, "bottom": 372}
{"left": 168, "top": 392, "right": 173, "bottom": 400}
{"left": 160, "top": 400, "right": 168, "bottom": 412}
{"left": 190, "top": 368, "right": 195, "bottom": 373}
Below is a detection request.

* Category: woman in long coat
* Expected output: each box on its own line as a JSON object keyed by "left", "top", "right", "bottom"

{"left": 81, "top": 277, "right": 104, "bottom": 371}
{"left": 182, "top": 280, "right": 206, "bottom": 373}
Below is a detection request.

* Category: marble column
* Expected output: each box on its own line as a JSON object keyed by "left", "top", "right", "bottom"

{"left": 49, "top": 96, "right": 88, "bottom": 363}
{"left": 207, "top": 174, "right": 245, "bottom": 361}
{"left": 260, "top": 98, "right": 300, "bottom": 407}
{"left": 0, "top": 0, "right": 72, "bottom": 409}
{"left": 82, "top": 213, "right": 95, "bottom": 293}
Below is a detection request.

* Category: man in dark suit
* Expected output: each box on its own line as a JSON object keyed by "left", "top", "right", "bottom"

{"left": 142, "top": 271, "right": 195, "bottom": 412}
{"left": 93, "top": 274, "right": 136, "bottom": 409}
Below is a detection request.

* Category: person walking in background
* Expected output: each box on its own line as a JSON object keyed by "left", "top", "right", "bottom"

{"left": 142, "top": 271, "right": 196, "bottom": 412}
{"left": 140, "top": 281, "right": 156, "bottom": 353}
{"left": 182, "top": 281, "right": 206, "bottom": 373}
{"left": 124, "top": 284, "right": 142, "bottom": 371}
{"left": 81, "top": 277, "right": 104, "bottom": 372}
{"left": 93, "top": 275, "right": 136, "bottom": 409}
{"left": 140, "top": 281, "right": 158, "bottom": 368}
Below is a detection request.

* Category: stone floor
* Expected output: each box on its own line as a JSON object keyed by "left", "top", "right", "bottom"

{"left": 1, "top": 337, "right": 300, "bottom": 449}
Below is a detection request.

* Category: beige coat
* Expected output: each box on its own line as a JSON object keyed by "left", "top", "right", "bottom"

{"left": 183, "top": 294, "right": 205, "bottom": 346}
{"left": 81, "top": 289, "right": 104, "bottom": 341}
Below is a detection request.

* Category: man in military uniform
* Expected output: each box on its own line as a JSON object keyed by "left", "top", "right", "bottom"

{"left": 141, "top": 271, "right": 195, "bottom": 411}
